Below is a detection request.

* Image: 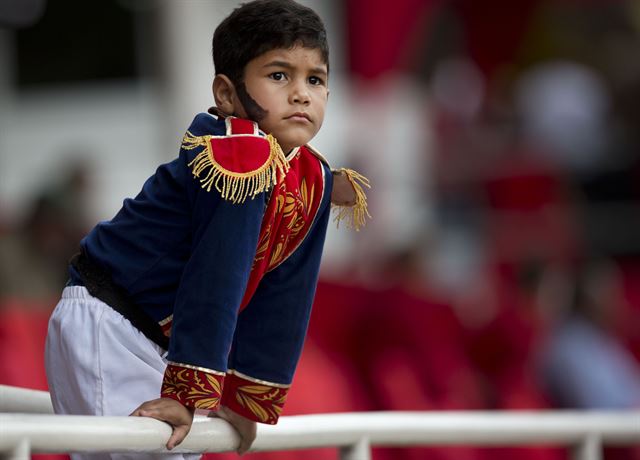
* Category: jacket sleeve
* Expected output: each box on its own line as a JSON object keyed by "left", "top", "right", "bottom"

{"left": 160, "top": 193, "right": 266, "bottom": 410}
{"left": 160, "top": 114, "right": 277, "bottom": 411}
{"left": 220, "top": 173, "right": 333, "bottom": 424}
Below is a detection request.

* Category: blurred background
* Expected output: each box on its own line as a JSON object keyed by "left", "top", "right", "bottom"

{"left": 1, "top": 0, "right": 639, "bottom": 459}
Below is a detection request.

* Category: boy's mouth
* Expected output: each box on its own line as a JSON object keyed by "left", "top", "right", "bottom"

{"left": 285, "top": 112, "right": 311, "bottom": 122}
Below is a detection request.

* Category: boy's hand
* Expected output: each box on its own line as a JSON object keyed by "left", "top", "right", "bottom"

{"left": 210, "top": 405, "right": 257, "bottom": 455}
{"left": 331, "top": 172, "right": 357, "bottom": 206}
{"left": 130, "top": 398, "right": 195, "bottom": 450}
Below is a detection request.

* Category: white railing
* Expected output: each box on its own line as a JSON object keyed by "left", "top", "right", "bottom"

{"left": 0, "top": 385, "right": 54, "bottom": 414}
{"left": 1, "top": 385, "right": 638, "bottom": 460}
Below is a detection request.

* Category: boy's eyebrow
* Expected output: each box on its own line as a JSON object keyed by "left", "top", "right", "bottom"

{"left": 263, "top": 60, "right": 328, "bottom": 76}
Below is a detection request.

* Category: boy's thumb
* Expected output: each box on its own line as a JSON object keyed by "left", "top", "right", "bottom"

{"left": 166, "top": 425, "right": 189, "bottom": 451}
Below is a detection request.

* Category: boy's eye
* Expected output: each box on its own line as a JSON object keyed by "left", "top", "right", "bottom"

{"left": 309, "top": 76, "right": 325, "bottom": 86}
{"left": 270, "top": 72, "right": 286, "bottom": 81}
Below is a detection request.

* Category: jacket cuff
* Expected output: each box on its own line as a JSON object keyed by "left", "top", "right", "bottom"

{"left": 221, "top": 370, "right": 290, "bottom": 424}
{"left": 161, "top": 361, "right": 225, "bottom": 410}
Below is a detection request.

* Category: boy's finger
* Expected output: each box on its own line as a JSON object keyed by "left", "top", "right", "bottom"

{"left": 135, "top": 409, "right": 155, "bottom": 418}
{"left": 130, "top": 407, "right": 153, "bottom": 417}
{"left": 166, "top": 425, "right": 190, "bottom": 450}
{"left": 237, "top": 438, "right": 251, "bottom": 456}
{"left": 237, "top": 430, "right": 256, "bottom": 456}
{"left": 149, "top": 411, "right": 183, "bottom": 427}
{"left": 212, "top": 409, "right": 229, "bottom": 422}
{"left": 129, "top": 400, "right": 161, "bottom": 416}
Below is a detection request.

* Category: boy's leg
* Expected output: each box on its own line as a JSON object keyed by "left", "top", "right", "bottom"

{"left": 45, "top": 286, "right": 200, "bottom": 460}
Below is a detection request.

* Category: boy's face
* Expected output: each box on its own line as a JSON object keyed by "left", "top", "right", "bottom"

{"left": 234, "top": 45, "right": 328, "bottom": 153}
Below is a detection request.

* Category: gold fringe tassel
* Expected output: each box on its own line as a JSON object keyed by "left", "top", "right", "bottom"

{"left": 183, "top": 131, "right": 289, "bottom": 204}
{"left": 332, "top": 168, "right": 371, "bottom": 231}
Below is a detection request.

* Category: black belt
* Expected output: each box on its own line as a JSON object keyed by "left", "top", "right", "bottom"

{"left": 69, "top": 250, "right": 170, "bottom": 350}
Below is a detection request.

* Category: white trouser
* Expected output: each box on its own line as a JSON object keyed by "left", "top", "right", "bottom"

{"left": 45, "top": 286, "right": 200, "bottom": 460}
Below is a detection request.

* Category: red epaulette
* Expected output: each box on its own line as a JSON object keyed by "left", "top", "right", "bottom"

{"left": 181, "top": 117, "right": 289, "bottom": 204}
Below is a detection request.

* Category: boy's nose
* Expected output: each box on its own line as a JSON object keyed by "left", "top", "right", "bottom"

{"left": 290, "top": 81, "right": 310, "bottom": 105}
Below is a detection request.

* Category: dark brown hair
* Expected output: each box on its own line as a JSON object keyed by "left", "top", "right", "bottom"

{"left": 212, "top": 0, "right": 329, "bottom": 85}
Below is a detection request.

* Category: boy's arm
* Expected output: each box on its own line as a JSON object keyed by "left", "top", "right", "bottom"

{"left": 221, "top": 190, "right": 332, "bottom": 425}
{"left": 132, "top": 149, "right": 268, "bottom": 450}
{"left": 161, "top": 193, "right": 266, "bottom": 405}
{"left": 158, "top": 114, "right": 280, "bottom": 414}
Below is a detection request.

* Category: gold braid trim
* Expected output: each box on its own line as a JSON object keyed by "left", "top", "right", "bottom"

{"left": 183, "top": 131, "right": 289, "bottom": 204}
{"left": 332, "top": 168, "right": 371, "bottom": 231}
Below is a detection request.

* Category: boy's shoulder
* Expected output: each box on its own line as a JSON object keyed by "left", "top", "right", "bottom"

{"left": 181, "top": 110, "right": 288, "bottom": 204}
{"left": 186, "top": 111, "right": 225, "bottom": 136}
{"left": 185, "top": 109, "right": 265, "bottom": 137}
{"left": 184, "top": 109, "right": 331, "bottom": 174}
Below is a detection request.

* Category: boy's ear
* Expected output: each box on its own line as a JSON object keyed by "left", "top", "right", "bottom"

{"left": 212, "top": 74, "right": 237, "bottom": 116}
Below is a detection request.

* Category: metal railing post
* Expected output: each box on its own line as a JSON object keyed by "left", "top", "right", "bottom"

{"left": 340, "top": 437, "right": 372, "bottom": 460}
{"left": 0, "top": 439, "right": 30, "bottom": 460}
{"left": 572, "top": 434, "right": 602, "bottom": 460}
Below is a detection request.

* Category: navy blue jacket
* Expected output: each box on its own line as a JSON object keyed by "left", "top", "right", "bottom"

{"left": 75, "top": 112, "right": 333, "bottom": 423}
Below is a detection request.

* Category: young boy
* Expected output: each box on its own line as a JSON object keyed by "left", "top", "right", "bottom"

{"left": 44, "top": 0, "right": 369, "bottom": 458}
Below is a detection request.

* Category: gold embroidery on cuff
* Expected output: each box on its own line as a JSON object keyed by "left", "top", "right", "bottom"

{"left": 235, "top": 385, "right": 287, "bottom": 423}
{"left": 167, "top": 361, "right": 226, "bottom": 376}
{"left": 228, "top": 369, "right": 291, "bottom": 388}
{"left": 162, "top": 364, "right": 223, "bottom": 410}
